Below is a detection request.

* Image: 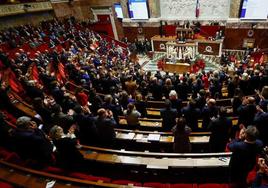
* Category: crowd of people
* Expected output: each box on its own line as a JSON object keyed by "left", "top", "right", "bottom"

{"left": 0, "top": 17, "right": 268, "bottom": 187}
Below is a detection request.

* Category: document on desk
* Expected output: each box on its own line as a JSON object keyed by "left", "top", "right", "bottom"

{"left": 148, "top": 134, "right": 160, "bottom": 142}
{"left": 116, "top": 132, "right": 135, "bottom": 140}
{"left": 194, "top": 157, "right": 230, "bottom": 167}
{"left": 135, "top": 134, "right": 149, "bottom": 142}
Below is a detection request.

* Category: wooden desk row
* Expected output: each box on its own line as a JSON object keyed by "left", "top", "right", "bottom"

{"left": 80, "top": 148, "right": 231, "bottom": 170}
{"left": 113, "top": 128, "right": 210, "bottom": 152}
{"left": 146, "top": 107, "right": 233, "bottom": 118}
{"left": 118, "top": 116, "right": 238, "bottom": 130}
{"left": 115, "top": 130, "right": 210, "bottom": 144}
{"left": 146, "top": 98, "right": 233, "bottom": 109}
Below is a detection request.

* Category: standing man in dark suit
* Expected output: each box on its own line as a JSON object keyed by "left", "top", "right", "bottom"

{"left": 181, "top": 99, "right": 201, "bottom": 131}
{"left": 208, "top": 107, "right": 232, "bottom": 152}
{"left": 160, "top": 99, "right": 178, "bottom": 131}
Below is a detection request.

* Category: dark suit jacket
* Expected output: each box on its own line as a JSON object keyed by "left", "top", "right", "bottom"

{"left": 94, "top": 117, "right": 116, "bottom": 147}
{"left": 254, "top": 112, "right": 268, "bottom": 145}
{"left": 11, "top": 128, "right": 53, "bottom": 164}
{"left": 160, "top": 108, "right": 178, "bottom": 131}
{"left": 228, "top": 139, "right": 263, "bottom": 182}
{"left": 237, "top": 104, "right": 256, "bottom": 127}
{"left": 201, "top": 106, "right": 219, "bottom": 130}
{"left": 73, "top": 113, "right": 98, "bottom": 145}
{"left": 208, "top": 117, "right": 232, "bottom": 152}
{"left": 53, "top": 137, "right": 84, "bottom": 169}
{"left": 181, "top": 106, "right": 201, "bottom": 131}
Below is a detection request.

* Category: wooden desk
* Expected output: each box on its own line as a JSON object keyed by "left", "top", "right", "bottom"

{"left": 7, "top": 91, "right": 37, "bottom": 118}
{"left": 81, "top": 149, "right": 231, "bottom": 169}
{"left": 146, "top": 108, "right": 161, "bottom": 117}
{"left": 113, "top": 126, "right": 210, "bottom": 152}
{"left": 119, "top": 117, "right": 162, "bottom": 128}
{"left": 163, "top": 63, "right": 191, "bottom": 74}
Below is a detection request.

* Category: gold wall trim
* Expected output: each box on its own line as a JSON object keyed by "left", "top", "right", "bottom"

{"left": 0, "top": 1, "right": 52, "bottom": 17}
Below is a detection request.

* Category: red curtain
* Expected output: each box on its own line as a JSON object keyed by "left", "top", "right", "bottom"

{"left": 200, "top": 26, "right": 221, "bottom": 37}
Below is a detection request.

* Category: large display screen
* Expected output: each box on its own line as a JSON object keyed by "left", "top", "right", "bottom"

{"left": 114, "top": 3, "right": 123, "bottom": 19}
{"left": 240, "top": 0, "right": 268, "bottom": 19}
{"left": 128, "top": 0, "right": 149, "bottom": 20}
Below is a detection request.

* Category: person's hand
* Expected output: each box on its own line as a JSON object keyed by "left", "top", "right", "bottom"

{"left": 1, "top": 81, "right": 7, "bottom": 90}
{"left": 68, "top": 125, "right": 76, "bottom": 134}
{"left": 242, "top": 97, "right": 248, "bottom": 105}
{"left": 82, "top": 106, "right": 91, "bottom": 114}
{"left": 29, "top": 121, "right": 38, "bottom": 129}
{"left": 107, "top": 110, "right": 113, "bottom": 118}
{"left": 256, "top": 105, "right": 264, "bottom": 113}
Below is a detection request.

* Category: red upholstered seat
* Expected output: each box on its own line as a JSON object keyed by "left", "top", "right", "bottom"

{"left": 143, "top": 182, "right": 170, "bottom": 188}
{"left": 112, "top": 180, "right": 142, "bottom": 186}
{"left": 4, "top": 152, "right": 21, "bottom": 164}
{"left": 0, "top": 148, "right": 12, "bottom": 159}
{"left": 247, "top": 167, "right": 257, "bottom": 185}
{"left": 170, "top": 184, "right": 196, "bottom": 188}
{"left": 68, "top": 172, "right": 90, "bottom": 179}
{"left": 84, "top": 175, "right": 111, "bottom": 183}
{"left": 0, "top": 182, "right": 14, "bottom": 188}
{"left": 198, "top": 184, "right": 229, "bottom": 188}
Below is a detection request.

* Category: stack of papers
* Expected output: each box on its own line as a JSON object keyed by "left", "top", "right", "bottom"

{"left": 148, "top": 134, "right": 160, "bottom": 142}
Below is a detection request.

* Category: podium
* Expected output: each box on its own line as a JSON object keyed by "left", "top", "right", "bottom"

{"left": 163, "top": 63, "right": 191, "bottom": 74}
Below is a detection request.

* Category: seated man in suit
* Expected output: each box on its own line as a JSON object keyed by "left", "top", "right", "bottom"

{"left": 94, "top": 108, "right": 116, "bottom": 147}
{"left": 10, "top": 116, "right": 53, "bottom": 165}
{"left": 160, "top": 99, "right": 178, "bottom": 131}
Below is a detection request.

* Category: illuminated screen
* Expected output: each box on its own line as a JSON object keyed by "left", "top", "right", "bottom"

{"left": 128, "top": 0, "right": 149, "bottom": 19}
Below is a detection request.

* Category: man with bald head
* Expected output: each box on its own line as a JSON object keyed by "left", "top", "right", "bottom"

{"left": 201, "top": 98, "right": 219, "bottom": 130}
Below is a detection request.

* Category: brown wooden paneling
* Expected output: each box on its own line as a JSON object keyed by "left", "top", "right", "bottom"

{"left": 198, "top": 42, "right": 220, "bottom": 56}
{"left": 224, "top": 29, "right": 268, "bottom": 49}
{"left": 153, "top": 40, "right": 167, "bottom": 52}
{"left": 123, "top": 26, "right": 160, "bottom": 42}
